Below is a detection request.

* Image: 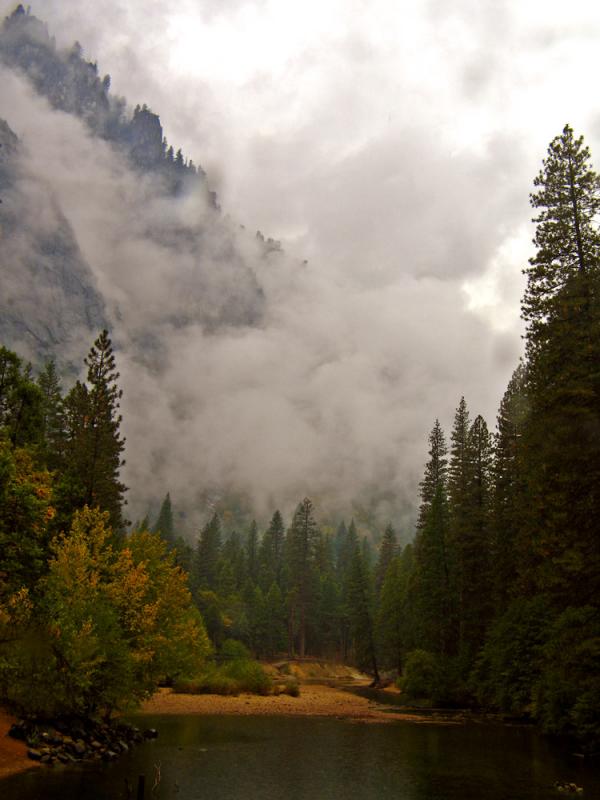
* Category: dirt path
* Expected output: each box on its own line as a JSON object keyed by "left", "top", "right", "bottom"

{"left": 138, "top": 684, "right": 438, "bottom": 724}
{"left": 0, "top": 709, "right": 39, "bottom": 780}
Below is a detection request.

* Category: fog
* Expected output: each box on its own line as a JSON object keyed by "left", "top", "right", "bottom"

{"left": 2, "top": 1, "right": 599, "bottom": 535}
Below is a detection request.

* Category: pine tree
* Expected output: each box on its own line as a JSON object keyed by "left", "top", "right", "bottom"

{"left": 413, "top": 420, "right": 451, "bottom": 654}
{"left": 522, "top": 124, "right": 600, "bottom": 357}
{"left": 492, "top": 364, "right": 527, "bottom": 609}
{"left": 417, "top": 419, "right": 448, "bottom": 529}
{"left": 347, "top": 548, "right": 380, "bottom": 683}
{"left": 0, "top": 347, "right": 43, "bottom": 449}
{"left": 460, "top": 414, "right": 493, "bottom": 657}
{"left": 376, "top": 546, "right": 415, "bottom": 672}
{"left": 61, "top": 331, "right": 126, "bottom": 532}
{"left": 520, "top": 125, "right": 600, "bottom": 604}
{"left": 286, "top": 498, "right": 320, "bottom": 657}
{"left": 192, "top": 513, "right": 222, "bottom": 594}
{"left": 246, "top": 520, "right": 259, "bottom": 584}
{"left": 36, "top": 359, "right": 66, "bottom": 471}
{"left": 258, "top": 510, "right": 285, "bottom": 589}
{"left": 153, "top": 492, "right": 175, "bottom": 546}
{"left": 446, "top": 397, "right": 471, "bottom": 655}
{"left": 374, "top": 523, "right": 397, "bottom": 598}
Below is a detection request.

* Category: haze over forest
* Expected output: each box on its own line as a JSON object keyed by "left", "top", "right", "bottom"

{"left": 2, "top": 1, "right": 600, "bottom": 534}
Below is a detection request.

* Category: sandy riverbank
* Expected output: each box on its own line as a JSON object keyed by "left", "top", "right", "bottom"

{"left": 0, "top": 681, "right": 456, "bottom": 779}
{"left": 0, "top": 710, "right": 39, "bottom": 780}
{"left": 138, "top": 684, "right": 439, "bottom": 724}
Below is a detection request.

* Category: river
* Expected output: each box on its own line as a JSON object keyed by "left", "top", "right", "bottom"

{"left": 2, "top": 713, "right": 599, "bottom": 799}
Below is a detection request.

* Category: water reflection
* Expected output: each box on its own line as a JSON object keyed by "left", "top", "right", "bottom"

{"left": 2, "top": 714, "right": 598, "bottom": 800}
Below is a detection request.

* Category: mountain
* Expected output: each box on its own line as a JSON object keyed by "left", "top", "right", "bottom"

{"left": 0, "top": 115, "right": 107, "bottom": 367}
{"left": 0, "top": 4, "right": 277, "bottom": 369}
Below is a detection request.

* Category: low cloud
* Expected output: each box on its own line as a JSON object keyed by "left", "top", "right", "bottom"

{"left": 6, "top": 0, "right": 598, "bottom": 535}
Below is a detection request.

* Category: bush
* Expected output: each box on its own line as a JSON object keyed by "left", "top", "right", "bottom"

{"left": 399, "top": 650, "right": 466, "bottom": 706}
{"left": 174, "top": 640, "right": 273, "bottom": 697}
{"left": 220, "top": 639, "right": 251, "bottom": 662}
{"left": 282, "top": 678, "right": 300, "bottom": 697}
{"left": 399, "top": 650, "right": 444, "bottom": 702}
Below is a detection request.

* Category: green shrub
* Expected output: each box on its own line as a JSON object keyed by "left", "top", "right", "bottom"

{"left": 398, "top": 650, "right": 466, "bottom": 706}
{"left": 174, "top": 640, "right": 272, "bottom": 697}
{"left": 399, "top": 650, "right": 443, "bottom": 701}
{"left": 220, "top": 639, "right": 251, "bottom": 662}
{"left": 282, "top": 678, "right": 300, "bottom": 697}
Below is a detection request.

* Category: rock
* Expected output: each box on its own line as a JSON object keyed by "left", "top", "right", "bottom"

{"left": 27, "top": 749, "right": 42, "bottom": 761}
{"left": 143, "top": 728, "right": 159, "bottom": 739}
{"left": 73, "top": 741, "right": 87, "bottom": 756}
{"left": 8, "top": 722, "right": 27, "bottom": 740}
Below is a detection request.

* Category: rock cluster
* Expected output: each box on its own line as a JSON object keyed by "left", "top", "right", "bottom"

{"left": 8, "top": 717, "right": 158, "bottom": 766}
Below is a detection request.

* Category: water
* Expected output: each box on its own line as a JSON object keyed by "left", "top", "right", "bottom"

{"left": 2, "top": 714, "right": 599, "bottom": 800}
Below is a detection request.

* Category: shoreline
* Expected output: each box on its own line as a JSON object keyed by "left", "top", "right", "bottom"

{"left": 137, "top": 683, "right": 459, "bottom": 725}
{"left": 0, "top": 710, "right": 39, "bottom": 781}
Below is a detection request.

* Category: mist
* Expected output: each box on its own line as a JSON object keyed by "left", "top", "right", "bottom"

{"left": 6, "top": 0, "right": 599, "bottom": 535}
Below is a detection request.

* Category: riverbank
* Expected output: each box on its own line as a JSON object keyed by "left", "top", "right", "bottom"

{"left": 0, "top": 710, "right": 39, "bottom": 780}
{"left": 138, "top": 683, "right": 455, "bottom": 724}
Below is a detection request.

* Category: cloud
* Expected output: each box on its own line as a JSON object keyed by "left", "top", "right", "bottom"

{"left": 3, "top": 1, "right": 600, "bottom": 535}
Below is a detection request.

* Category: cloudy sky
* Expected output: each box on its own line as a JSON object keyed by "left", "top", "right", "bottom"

{"left": 3, "top": 0, "right": 600, "bottom": 531}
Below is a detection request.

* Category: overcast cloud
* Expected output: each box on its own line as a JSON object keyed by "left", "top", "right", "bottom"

{"left": 2, "top": 0, "right": 600, "bottom": 533}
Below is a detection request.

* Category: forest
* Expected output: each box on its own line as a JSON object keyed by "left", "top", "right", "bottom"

{"left": 0, "top": 122, "right": 598, "bottom": 751}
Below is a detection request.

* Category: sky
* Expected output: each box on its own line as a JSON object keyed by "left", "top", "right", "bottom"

{"left": 2, "top": 0, "right": 600, "bottom": 533}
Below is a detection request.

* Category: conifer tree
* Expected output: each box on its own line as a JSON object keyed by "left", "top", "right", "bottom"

{"left": 246, "top": 520, "right": 259, "bottom": 584}
{"left": 376, "top": 546, "right": 415, "bottom": 672}
{"left": 258, "top": 510, "right": 285, "bottom": 589}
{"left": 520, "top": 125, "right": 600, "bottom": 604}
{"left": 153, "top": 492, "right": 175, "bottom": 546}
{"left": 192, "top": 513, "right": 222, "bottom": 594}
{"left": 36, "top": 359, "right": 66, "bottom": 471}
{"left": 375, "top": 523, "right": 397, "bottom": 598}
{"left": 61, "top": 331, "right": 126, "bottom": 532}
{"left": 417, "top": 419, "right": 448, "bottom": 529}
{"left": 492, "top": 364, "right": 527, "bottom": 609}
{"left": 446, "top": 397, "right": 471, "bottom": 654}
{"left": 286, "top": 498, "right": 320, "bottom": 657}
{"left": 347, "top": 548, "right": 380, "bottom": 683}
{"left": 460, "top": 414, "right": 493, "bottom": 657}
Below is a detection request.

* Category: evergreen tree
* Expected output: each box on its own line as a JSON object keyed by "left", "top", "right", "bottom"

{"left": 460, "top": 414, "right": 493, "bottom": 657}
{"left": 36, "top": 359, "right": 66, "bottom": 471}
{"left": 520, "top": 125, "right": 600, "bottom": 604}
{"left": 192, "top": 513, "right": 222, "bottom": 594}
{"left": 417, "top": 419, "right": 448, "bottom": 529}
{"left": 286, "top": 497, "right": 320, "bottom": 657}
{"left": 376, "top": 546, "right": 415, "bottom": 672}
{"left": 153, "top": 492, "right": 175, "bottom": 546}
{"left": 60, "top": 331, "right": 126, "bottom": 532}
{"left": 413, "top": 420, "right": 450, "bottom": 654}
{"left": 246, "top": 520, "right": 259, "bottom": 584}
{"left": 347, "top": 548, "right": 380, "bottom": 683}
{"left": 258, "top": 510, "right": 285, "bottom": 589}
{"left": 492, "top": 364, "right": 527, "bottom": 609}
{"left": 446, "top": 397, "right": 471, "bottom": 654}
{"left": 0, "top": 347, "right": 43, "bottom": 449}
{"left": 375, "top": 523, "right": 397, "bottom": 598}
